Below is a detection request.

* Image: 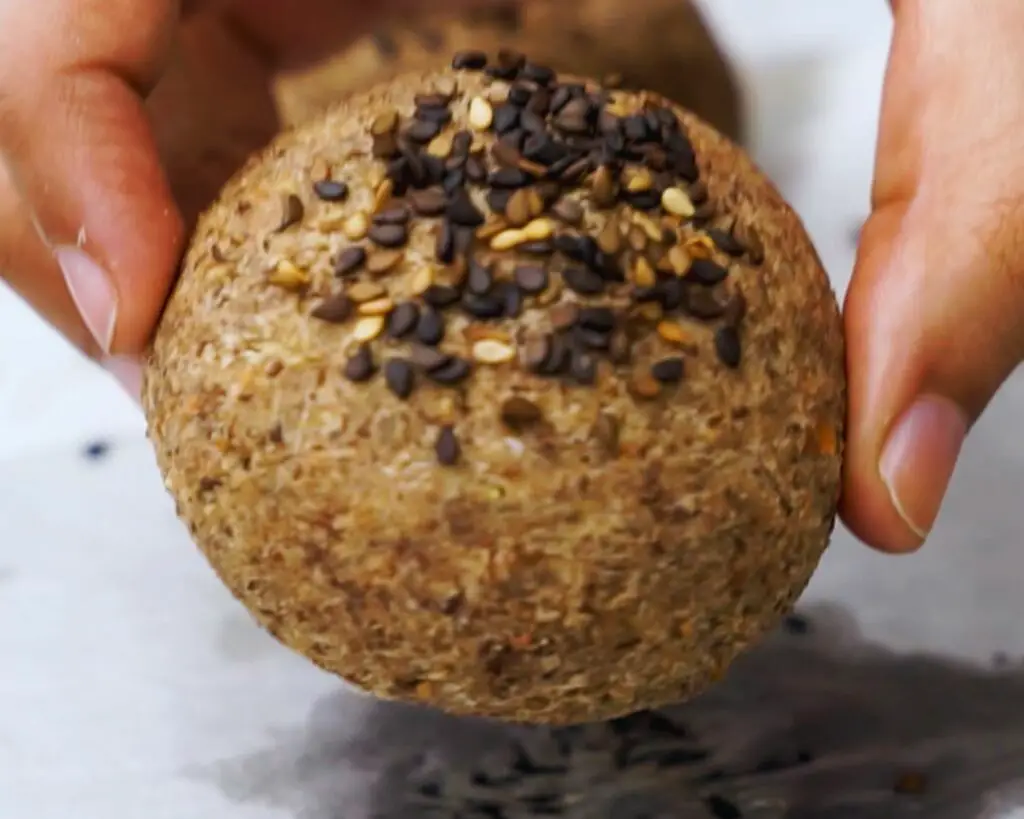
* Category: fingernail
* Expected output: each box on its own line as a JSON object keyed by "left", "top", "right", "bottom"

{"left": 102, "top": 355, "right": 142, "bottom": 405}
{"left": 879, "top": 395, "right": 968, "bottom": 540}
{"left": 54, "top": 246, "right": 117, "bottom": 354}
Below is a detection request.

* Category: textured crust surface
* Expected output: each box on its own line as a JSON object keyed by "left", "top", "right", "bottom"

{"left": 274, "top": 0, "right": 744, "bottom": 142}
{"left": 144, "top": 64, "right": 844, "bottom": 725}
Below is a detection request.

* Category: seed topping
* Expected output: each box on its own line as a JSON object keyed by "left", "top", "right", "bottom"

{"left": 265, "top": 52, "right": 760, "bottom": 466}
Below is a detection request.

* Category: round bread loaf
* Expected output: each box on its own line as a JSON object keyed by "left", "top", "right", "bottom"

{"left": 274, "top": 0, "right": 744, "bottom": 142}
{"left": 144, "top": 51, "right": 845, "bottom": 725}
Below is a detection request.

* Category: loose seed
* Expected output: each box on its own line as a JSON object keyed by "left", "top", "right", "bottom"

{"left": 447, "top": 189, "right": 485, "bottom": 227}
{"left": 410, "top": 264, "right": 435, "bottom": 296}
{"left": 384, "top": 359, "right": 415, "bottom": 399}
{"left": 521, "top": 335, "right": 552, "bottom": 371}
{"left": 348, "top": 281, "right": 386, "bottom": 303}
{"left": 500, "top": 396, "right": 543, "bottom": 431}
{"left": 505, "top": 188, "right": 536, "bottom": 227}
{"left": 406, "top": 119, "right": 441, "bottom": 143}
{"left": 429, "top": 356, "right": 471, "bottom": 385}
{"left": 578, "top": 306, "right": 615, "bottom": 332}
{"left": 344, "top": 345, "right": 376, "bottom": 382}
{"left": 631, "top": 256, "right": 657, "bottom": 288}
{"left": 500, "top": 281, "right": 523, "bottom": 317}
{"left": 368, "top": 223, "right": 408, "bottom": 248}
{"left": 435, "top": 220, "right": 456, "bottom": 263}
{"left": 714, "top": 326, "right": 742, "bottom": 368}
{"left": 651, "top": 357, "right": 685, "bottom": 384}
{"left": 423, "top": 284, "right": 461, "bottom": 308}
{"left": 597, "top": 218, "right": 623, "bottom": 255}
{"left": 416, "top": 309, "right": 445, "bottom": 346}
{"left": 358, "top": 297, "right": 394, "bottom": 316}
{"left": 684, "top": 287, "right": 727, "bottom": 320}
{"left": 410, "top": 346, "right": 450, "bottom": 372}
{"left": 476, "top": 214, "right": 509, "bottom": 241}
{"left": 267, "top": 260, "right": 309, "bottom": 290}
{"left": 552, "top": 198, "right": 584, "bottom": 225}
{"left": 373, "top": 205, "right": 411, "bottom": 225}
{"left": 370, "top": 110, "right": 399, "bottom": 136}
{"left": 276, "top": 194, "right": 304, "bottom": 232}
{"left": 461, "top": 292, "right": 505, "bottom": 319}
{"left": 387, "top": 302, "right": 420, "bottom": 338}
{"left": 563, "top": 266, "right": 605, "bottom": 295}
{"left": 468, "top": 96, "right": 494, "bottom": 131}
{"left": 490, "top": 228, "right": 527, "bottom": 251}
{"left": 343, "top": 212, "right": 369, "bottom": 240}
{"left": 662, "top": 187, "right": 696, "bottom": 218}
{"left": 656, "top": 320, "right": 692, "bottom": 345}
{"left": 334, "top": 246, "right": 367, "bottom": 277}
{"left": 311, "top": 293, "right": 352, "bottom": 323}
{"left": 435, "top": 425, "right": 461, "bottom": 465}
{"left": 409, "top": 187, "right": 447, "bottom": 217}
{"left": 634, "top": 213, "right": 664, "bottom": 243}
{"left": 668, "top": 245, "right": 692, "bottom": 276}
{"left": 514, "top": 265, "right": 549, "bottom": 294}
{"left": 366, "top": 250, "right": 404, "bottom": 276}
{"left": 629, "top": 301, "right": 659, "bottom": 323}
{"left": 685, "top": 234, "right": 717, "bottom": 258}
{"left": 522, "top": 217, "right": 555, "bottom": 241}
{"left": 624, "top": 166, "right": 653, "bottom": 193}
{"left": 688, "top": 258, "right": 729, "bottom": 286}
{"left": 629, "top": 370, "right": 662, "bottom": 400}
{"left": 372, "top": 179, "right": 395, "bottom": 213}
{"left": 467, "top": 260, "right": 494, "bottom": 295}
{"left": 427, "top": 131, "right": 455, "bottom": 158}
{"left": 591, "top": 165, "right": 618, "bottom": 207}
{"left": 313, "top": 179, "right": 349, "bottom": 202}
{"left": 707, "top": 227, "right": 746, "bottom": 257}
{"left": 452, "top": 50, "right": 488, "bottom": 71}
{"left": 352, "top": 315, "right": 385, "bottom": 342}
{"left": 472, "top": 339, "right": 517, "bottom": 364}
{"left": 464, "top": 325, "right": 512, "bottom": 344}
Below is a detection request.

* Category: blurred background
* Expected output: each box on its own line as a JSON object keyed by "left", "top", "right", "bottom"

{"left": 3, "top": 2, "right": 1024, "bottom": 818}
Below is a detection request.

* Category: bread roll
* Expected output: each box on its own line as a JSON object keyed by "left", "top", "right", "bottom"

{"left": 144, "top": 52, "right": 844, "bottom": 725}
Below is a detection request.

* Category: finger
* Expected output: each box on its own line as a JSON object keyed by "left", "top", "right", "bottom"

{"left": 0, "top": 159, "right": 100, "bottom": 356}
{"left": 0, "top": 0, "right": 183, "bottom": 356}
{"left": 841, "top": 0, "right": 1024, "bottom": 552}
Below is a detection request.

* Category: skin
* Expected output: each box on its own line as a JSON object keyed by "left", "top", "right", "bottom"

{"left": 0, "top": 0, "right": 1019, "bottom": 556}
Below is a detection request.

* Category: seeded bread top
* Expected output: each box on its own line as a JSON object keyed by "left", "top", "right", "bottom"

{"left": 164, "top": 50, "right": 782, "bottom": 468}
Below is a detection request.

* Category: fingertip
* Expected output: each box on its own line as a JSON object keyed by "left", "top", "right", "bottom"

{"left": 839, "top": 457, "right": 926, "bottom": 555}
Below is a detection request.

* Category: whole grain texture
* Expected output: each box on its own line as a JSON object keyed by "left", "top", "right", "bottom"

{"left": 143, "top": 56, "right": 845, "bottom": 725}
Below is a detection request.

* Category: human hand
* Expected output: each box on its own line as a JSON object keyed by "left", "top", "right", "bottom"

{"left": 0, "top": 0, "right": 478, "bottom": 390}
{"left": 841, "top": 0, "right": 1024, "bottom": 552}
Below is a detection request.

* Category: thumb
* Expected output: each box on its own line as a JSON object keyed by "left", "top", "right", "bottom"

{"left": 842, "top": 0, "right": 1024, "bottom": 552}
